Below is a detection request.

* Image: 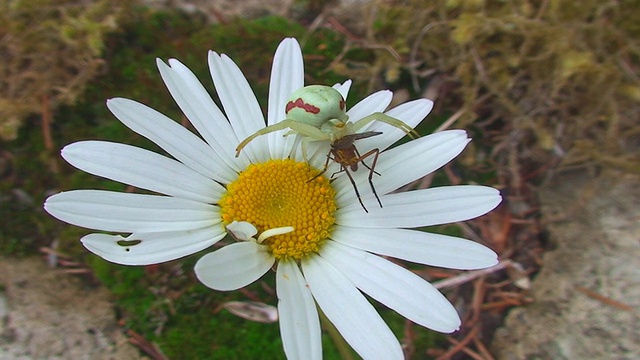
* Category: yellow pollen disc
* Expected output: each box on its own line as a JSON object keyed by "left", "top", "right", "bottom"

{"left": 219, "top": 159, "right": 336, "bottom": 260}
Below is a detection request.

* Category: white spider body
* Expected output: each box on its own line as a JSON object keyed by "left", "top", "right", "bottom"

{"left": 284, "top": 85, "right": 348, "bottom": 128}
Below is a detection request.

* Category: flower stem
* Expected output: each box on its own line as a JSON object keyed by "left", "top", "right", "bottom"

{"left": 318, "top": 307, "right": 355, "bottom": 360}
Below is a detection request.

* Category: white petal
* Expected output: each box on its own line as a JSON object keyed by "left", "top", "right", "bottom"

{"left": 195, "top": 242, "right": 274, "bottom": 291}
{"left": 361, "top": 98, "right": 434, "bottom": 153}
{"left": 106, "top": 97, "right": 236, "bottom": 184}
{"left": 302, "top": 255, "right": 404, "bottom": 360}
{"left": 332, "top": 80, "right": 352, "bottom": 100}
{"left": 209, "top": 51, "right": 268, "bottom": 163}
{"left": 44, "top": 190, "right": 219, "bottom": 233}
{"left": 267, "top": 38, "right": 304, "bottom": 159}
{"left": 81, "top": 227, "right": 225, "bottom": 265}
{"left": 346, "top": 90, "right": 393, "bottom": 126}
{"left": 276, "top": 260, "right": 322, "bottom": 360}
{"left": 319, "top": 241, "right": 461, "bottom": 333}
{"left": 156, "top": 59, "right": 247, "bottom": 172}
{"left": 337, "top": 185, "right": 502, "bottom": 228}
{"left": 62, "top": 141, "right": 224, "bottom": 203}
{"left": 335, "top": 130, "right": 470, "bottom": 203}
{"left": 332, "top": 226, "right": 499, "bottom": 270}
{"left": 226, "top": 221, "right": 258, "bottom": 241}
{"left": 325, "top": 99, "right": 433, "bottom": 172}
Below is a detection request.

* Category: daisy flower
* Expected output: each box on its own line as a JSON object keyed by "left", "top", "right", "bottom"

{"left": 44, "top": 38, "right": 501, "bottom": 359}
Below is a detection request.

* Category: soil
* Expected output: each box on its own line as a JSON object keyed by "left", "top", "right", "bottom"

{"left": 492, "top": 170, "right": 640, "bottom": 359}
{"left": 0, "top": 258, "right": 144, "bottom": 360}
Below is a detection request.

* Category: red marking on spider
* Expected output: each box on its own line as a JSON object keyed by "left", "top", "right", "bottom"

{"left": 339, "top": 99, "right": 345, "bottom": 110}
{"left": 286, "top": 98, "right": 320, "bottom": 115}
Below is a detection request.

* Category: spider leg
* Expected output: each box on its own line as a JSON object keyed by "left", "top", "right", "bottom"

{"left": 280, "top": 121, "right": 330, "bottom": 139}
{"left": 351, "top": 112, "right": 419, "bottom": 138}
{"left": 236, "top": 120, "right": 295, "bottom": 157}
{"left": 236, "top": 119, "right": 330, "bottom": 157}
{"left": 356, "top": 148, "right": 382, "bottom": 208}
{"left": 298, "top": 135, "right": 325, "bottom": 164}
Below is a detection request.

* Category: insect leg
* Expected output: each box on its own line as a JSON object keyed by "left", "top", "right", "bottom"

{"left": 307, "top": 150, "right": 333, "bottom": 183}
{"left": 353, "top": 146, "right": 381, "bottom": 176}
{"left": 343, "top": 166, "right": 368, "bottom": 213}
{"left": 357, "top": 148, "right": 382, "bottom": 208}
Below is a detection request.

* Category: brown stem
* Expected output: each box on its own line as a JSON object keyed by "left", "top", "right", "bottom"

{"left": 41, "top": 94, "right": 54, "bottom": 152}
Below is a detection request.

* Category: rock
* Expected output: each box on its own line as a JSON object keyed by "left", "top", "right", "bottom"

{"left": 492, "top": 171, "right": 640, "bottom": 359}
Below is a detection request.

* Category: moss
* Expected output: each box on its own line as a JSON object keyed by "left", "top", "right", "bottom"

{"left": 368, "top": 0, "right": 640, "bottom": 171}
{"left": 161, "top": 310, "right": 284, "bottom": 359}
{"left": 0, "top": 0, "right": 127, "bottom": 140}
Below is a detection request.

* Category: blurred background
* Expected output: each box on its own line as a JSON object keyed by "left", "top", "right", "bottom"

{"left": 1, "top": 0, "right": 638, "bottom": 359}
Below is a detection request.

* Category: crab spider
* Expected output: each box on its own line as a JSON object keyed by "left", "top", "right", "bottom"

{"left": 234, "top": 85, "right": 418, "bottom": 158}
{"left": 234, "top": 85, "right": 419, "bottom": 211}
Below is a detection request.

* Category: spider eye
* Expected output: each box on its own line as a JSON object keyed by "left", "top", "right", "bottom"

{"left": 285, "top": 85, "right": 347, "bottom": 128}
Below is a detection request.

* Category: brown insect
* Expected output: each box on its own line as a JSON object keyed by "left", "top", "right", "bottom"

{"left": 311, "top": 131, "right": 384, "bottom": 212}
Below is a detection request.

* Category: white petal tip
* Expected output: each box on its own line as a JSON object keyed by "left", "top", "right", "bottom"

{"left": 226, "top": 221, "right": 258, "bottom": 241}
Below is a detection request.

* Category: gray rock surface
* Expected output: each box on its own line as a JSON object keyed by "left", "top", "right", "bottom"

{"left": 492, "top": 171, "right": 640, "bottom": 359}
{"left": 0, "top": 258, "right": 144, "bottom": 360}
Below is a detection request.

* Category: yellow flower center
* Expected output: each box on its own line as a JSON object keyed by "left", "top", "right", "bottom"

{"left": 219, "top": 159, "right": 336, "bottom": 260}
